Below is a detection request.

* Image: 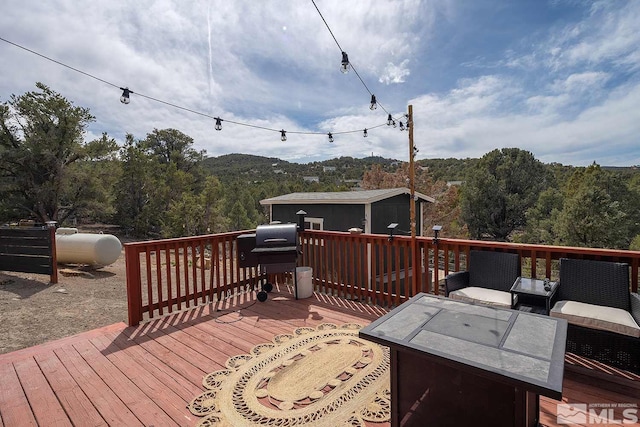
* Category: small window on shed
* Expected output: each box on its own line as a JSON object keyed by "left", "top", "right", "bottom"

{"left": 305, "top": 217, "right": 324, "bottom": 230}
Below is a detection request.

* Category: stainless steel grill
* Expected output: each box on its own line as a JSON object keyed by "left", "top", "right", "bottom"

{"left": 236, "top": 223, "right": 301, "bottom": 301}
{"left": 253, "top": 223, "right": 299, "bottom": 271}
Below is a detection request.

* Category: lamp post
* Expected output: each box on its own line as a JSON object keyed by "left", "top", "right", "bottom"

{"left": 432, "top": 225, "right": 442, "bottom": 244}
{"left": 296, "top": 210, "right": 307, "bottom": 232}
{"left": 387, "top": 223, "right": 399, "bottom": 241}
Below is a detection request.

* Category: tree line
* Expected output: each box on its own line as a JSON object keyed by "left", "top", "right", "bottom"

{"left": 2, "top": 83, "right": 639, "bottom": 250}
{"left": 361, "top": 148, "right": 640, "bottom": 250}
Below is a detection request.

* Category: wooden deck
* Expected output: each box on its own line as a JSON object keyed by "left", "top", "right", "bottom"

{"left": 1, "top": 288, "right": 638, "bottom": 426}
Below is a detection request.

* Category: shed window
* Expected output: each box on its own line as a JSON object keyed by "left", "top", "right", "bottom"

{"left": 305, "top": 217, "right": 324, "bottom": 230}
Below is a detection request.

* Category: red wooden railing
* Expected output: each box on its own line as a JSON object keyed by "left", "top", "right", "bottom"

{"left": 125, "top": 230, "right": 262, "bottom": 326}
{"left": 301, "top": 230, "right": 640, "bottom": 307}
{"left": 125, "top": 229, "right": 640, "bottom": 326}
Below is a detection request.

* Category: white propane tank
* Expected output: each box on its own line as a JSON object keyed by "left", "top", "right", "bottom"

{"left": 55, "top": 228, "right": 122, "bottom": 266}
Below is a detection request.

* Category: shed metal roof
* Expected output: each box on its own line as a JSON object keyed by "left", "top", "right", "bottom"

{"left": 260, "top": 188, "right": 435, "bottom": 205}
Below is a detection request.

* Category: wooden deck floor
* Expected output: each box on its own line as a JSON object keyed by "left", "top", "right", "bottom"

{"left": 0, "top": 288, "right": 638, "bottom": 426}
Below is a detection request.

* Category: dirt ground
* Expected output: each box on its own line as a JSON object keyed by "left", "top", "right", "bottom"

{"left": 0, "top": 229, "right": 131, "bottom": 355}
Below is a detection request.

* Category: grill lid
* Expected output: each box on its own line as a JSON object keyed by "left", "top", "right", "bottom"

{"left": 254, "top": 223, "right": 298, "bottom": 247}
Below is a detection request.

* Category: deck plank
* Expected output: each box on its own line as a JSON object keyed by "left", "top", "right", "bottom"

{"left": 12, "top": 357, "right": 71, "bottom": 427}
{"left": 89, "top": 334, "right": 196, "bottom": 425}
{"left": 101, "top": 331, "right": 202, "bottom": 401}
{"left": 33, "top": 350, "right": 107, "bottom": 426}
{"left": 0, "top": 289, "right": 638, "bottom": 427}
{"left": 120, "top": 325, "right": 209, "bottom": 387}
{"left": 0, "top": 362, "right": 37, "bottom": 426}
{"left": 53, "top": 344, "right": 143, "bottom": 426}
{"left": 72, "top": 339, "right": 179, "bottom": 426}
{"left": 0, "top": 322, "right": 128, "bottom": 365}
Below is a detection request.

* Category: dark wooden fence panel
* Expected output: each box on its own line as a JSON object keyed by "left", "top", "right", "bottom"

{"left": 0, "top": 226, "right": 57, "bottom": 283}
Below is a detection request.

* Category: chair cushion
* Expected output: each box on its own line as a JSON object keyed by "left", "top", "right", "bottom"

{"left": 449, "top": 287, "right": 512, "bottom": 308}
{"left": 551, "top": 300, "right": 640, "bottom": 338}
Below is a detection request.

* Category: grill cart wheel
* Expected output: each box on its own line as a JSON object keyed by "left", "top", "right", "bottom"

{"left": 257, "top": 291, "right": 268, "bottom": 302}
{"left": 263, "top": 282, "right": 273, "bottom": 293}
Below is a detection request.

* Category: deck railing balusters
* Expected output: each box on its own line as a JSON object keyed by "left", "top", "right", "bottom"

{"left": 124, "top": 230, "right": 640, "bottom": 326}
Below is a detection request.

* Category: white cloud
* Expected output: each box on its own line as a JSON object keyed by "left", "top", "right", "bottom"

{"left": 1, "top": 0, "right": 639, "bottom": 167}
{"left": 411, "top": 73, "right": 640, "bottom": 166}
{"left": 379, "top": 60, "right": 411, "bottom": 84}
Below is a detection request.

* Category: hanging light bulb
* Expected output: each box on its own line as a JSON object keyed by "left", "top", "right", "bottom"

{"left": 328, "top": 132, "right": 334, "bottom": 143}
{"left": 363, "top": 128, "right": 368, "bottom": 138}
{"left": 280, "top": 130, "right": 287, "bottom": 141}
{"left": 399, "top": 121, "right": 405, "bottom": 131}
{"left": 387, "top": 114, "right": 393, "bottom": 126}
{"left": 214, "top": 117, "right": 223, "bottom": 131}
{"left": 340, "top": 51, "right": 350, "bottom": 74}
{"left": 392, "top": 120, "right": 397, "bottom": 128}
{"left": 370, "top": 94, "right": 377, "bottom": 110}
{"left": 120, "top": 87, "right": 131, "bottom": 104}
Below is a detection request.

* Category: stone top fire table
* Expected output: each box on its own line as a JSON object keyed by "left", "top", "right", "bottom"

{"left": 359, "top": 293, "right": 567, "bottom": 427}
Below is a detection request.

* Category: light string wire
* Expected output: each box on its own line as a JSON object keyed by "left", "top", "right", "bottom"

{"left": 0, "top": 36, "right": 392, "bottom": 138}
{"left": 310, "top": 0, "right": 406, "bottom": 123}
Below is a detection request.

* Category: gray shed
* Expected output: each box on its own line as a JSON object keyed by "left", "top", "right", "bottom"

{"left": 260, "top": 188, "right": 435, "bottom": 236}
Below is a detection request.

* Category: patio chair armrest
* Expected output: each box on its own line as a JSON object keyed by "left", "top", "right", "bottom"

{"left": 631, "top": 292, "right": 640, "bottom": 326}
{"left": 444, "top": 271, "right": 469, "bottom": 296}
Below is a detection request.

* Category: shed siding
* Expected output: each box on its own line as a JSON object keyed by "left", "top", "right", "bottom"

{"left": 271, "top": 204, "right": 364, "bottom": 232}
{"left": 371, "top": 194, "right": 421, "bottom": 236}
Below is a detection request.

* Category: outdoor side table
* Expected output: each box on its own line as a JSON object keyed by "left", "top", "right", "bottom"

{"left": 359, "top": 293, "right": 567, "bottom": 427}
{"left": 511, "top": 277, "right": 559, "bottom": 315}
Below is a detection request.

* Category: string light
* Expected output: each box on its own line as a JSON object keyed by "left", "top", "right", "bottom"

{"left": 363, "top": 128, "right": 368, "bottom": 137}
{"left": 328, "top": 132, "right": 334, "bottom": 143}
{"left": 399, "top": 121, "right": 405, "bottom": 131}
{"left": 0, "top": 36, "right": 404, "bottom": 144}
{"left": 387, "top": 114, "right": 393, "bottom": 126}
{"left": 370, "top": 94, "right": 377, "bottom": 110}
{"left": 340, "top": 51, "right": 350, "bottom": 74}
{"left": 311, "top": 0, "right": 408, "bottom": 128}
{"left": 119, "top": 87, "right": 131, "bottom": 104}
{"left": 280, "top": 129, "right": 287, "bottom": 141}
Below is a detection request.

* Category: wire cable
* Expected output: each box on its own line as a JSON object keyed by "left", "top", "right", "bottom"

{"left": 0, "top": 36, "right": 120, "bottom": 89}
{"left": 0, "top": 36, "right": 395, "bottom": 138}
{"left": 309, "top": 0, "right": 401, "bottom": 120}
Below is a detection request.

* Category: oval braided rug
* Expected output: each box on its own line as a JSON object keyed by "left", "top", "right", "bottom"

{"left": 188, "top": 323, "right": 390, "bottom": 426}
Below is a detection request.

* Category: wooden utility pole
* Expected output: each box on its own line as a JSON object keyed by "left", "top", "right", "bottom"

{"left": 408, "top": 104, "right": 419, "bottom": 296}
{"left": 408, "top": 105, "right": 416, "bottom": 239}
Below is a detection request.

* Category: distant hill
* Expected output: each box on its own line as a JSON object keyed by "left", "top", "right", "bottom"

{"left": 201, "top": 153, "right": 403, "bottom": 183}
{"left": 417, "top": 158, "right": 479, "bottom": 182}
{"left": 201, "top": 154, "right": 638, "bottom": 185}
{"left": 201, "top": 153, "right": 293, "bottom": 181}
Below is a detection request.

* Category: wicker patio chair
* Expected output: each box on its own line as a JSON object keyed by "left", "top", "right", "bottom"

{"left": 444, "top": 250, "right": 521, "bottom": 308}
{"left": 550, "top": 258, "right": 640, "bottom": 374}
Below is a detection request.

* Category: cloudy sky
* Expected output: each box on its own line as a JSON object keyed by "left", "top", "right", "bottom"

{"left": 1, "top": 0, "right": 639, "bottom": 166}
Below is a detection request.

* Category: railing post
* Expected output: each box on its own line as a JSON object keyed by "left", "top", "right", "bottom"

{"left": 125, "top": 244, "right": 143, "bottom": 326}
{"left": 432, "top": 239, "right": 440, "bottom": 294}
{"left": 47, "top": 222, "right": 58, "bottom": 284}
